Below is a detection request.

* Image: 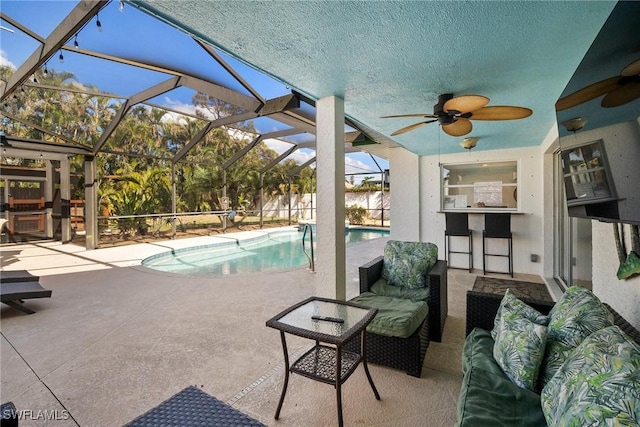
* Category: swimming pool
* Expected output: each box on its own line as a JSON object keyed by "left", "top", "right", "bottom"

{"left": 141, "top": 227, "right": 389, "bottom": 276}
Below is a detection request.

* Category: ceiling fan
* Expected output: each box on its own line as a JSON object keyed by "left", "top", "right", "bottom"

{"left": 382, "top": 93, "right": 533, "bottom": 137}
{"left": 555, "top": 58, "right": 640, "bottom": 111}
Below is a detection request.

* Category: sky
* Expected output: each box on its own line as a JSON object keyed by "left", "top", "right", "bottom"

{"left": 0, "top": 0, "right": 388, "bottom": 181}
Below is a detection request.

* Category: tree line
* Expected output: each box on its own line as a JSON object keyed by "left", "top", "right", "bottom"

{"left": 1, "top": 66, "right": 315, "bottom": 230}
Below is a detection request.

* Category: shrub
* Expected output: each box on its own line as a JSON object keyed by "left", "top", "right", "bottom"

{"left": 345, "top": 205, "right": 368, "bottom": 225}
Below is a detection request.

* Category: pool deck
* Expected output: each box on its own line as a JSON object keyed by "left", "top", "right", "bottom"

{"left": 1, "top": 229, "right": 545, "bottom": 426}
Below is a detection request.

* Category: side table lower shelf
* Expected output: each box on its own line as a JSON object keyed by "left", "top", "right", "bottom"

{"left": 291, "top": 344, "right": 361, "bottom": 385}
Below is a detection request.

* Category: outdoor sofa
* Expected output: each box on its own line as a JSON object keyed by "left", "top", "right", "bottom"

{"left": 345, "top": 240, "right": 447, "bottom": 377}
{"left": 456, "top": 285, "right": 640, "bottom": 426}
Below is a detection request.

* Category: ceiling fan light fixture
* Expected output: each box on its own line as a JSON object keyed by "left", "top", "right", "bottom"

{"left": 460, "top": 137, "right": 479, "bottom": 150}
{"left": 562, "top": 117, "right": 587, "bottom": 132}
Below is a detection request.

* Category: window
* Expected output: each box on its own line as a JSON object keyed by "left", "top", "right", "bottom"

{"left": 441, "top": 161, "right": 518, "bottom": 211}
{"left": 561, "top": 140, "right": 615, "bottom": 207}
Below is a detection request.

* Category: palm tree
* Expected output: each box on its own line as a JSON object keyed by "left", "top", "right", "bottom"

{"left": 98, "top": 164, "right": 172, "bottom": 236}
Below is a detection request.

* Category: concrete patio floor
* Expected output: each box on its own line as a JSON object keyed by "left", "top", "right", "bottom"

{"left": 1, "top": 229, "right": 546, "bottom": 426}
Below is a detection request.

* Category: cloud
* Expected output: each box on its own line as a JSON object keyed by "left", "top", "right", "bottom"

{"left": 263, "top": 138, "right": 316, "bottom": 165}
{"left": 290, "top": 149, "right": 316, "bottom": 165}
{"left": 0, "top": 50, "right": 16, "bottom": 70}
{"left": 345, "top": 156, "right": 380, "bottom": 175}
{"left": 161, "top": 97, "right": 215, "bottom": 121}
{"left": 263, "top": 138, "right": 294, "bottom": 154}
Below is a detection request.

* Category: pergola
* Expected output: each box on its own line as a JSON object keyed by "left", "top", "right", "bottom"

{"left": 0, "top": 0, "right": 388, "bottom": 249}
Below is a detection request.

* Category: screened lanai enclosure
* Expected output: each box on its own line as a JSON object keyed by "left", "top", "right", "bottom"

{"left": 0, "top": 0, "right": 390, "bottom": 248}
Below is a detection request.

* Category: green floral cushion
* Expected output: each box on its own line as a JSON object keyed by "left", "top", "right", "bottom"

{"left": 370, "top": 278, "right": 430, "bottom": 302}
{"left": 381, "top": 240, "right": 438, "bottom": 289}
{"left": 541, "top": 325, "right": 640, "bottom": 426}
{"left": 491, "top": 289, "right": 549, "bottom": 340}
{"left": 493, "top": 315, "right": 548, "bottom": 391}
{"left": 540, "top": 286, "right": 614, "bottom": 387}
{"left": 538, "top": 340, "right": 573, "bottom": 392}
{"left": 350, "top": 292, "right": 428, "bottom": 338}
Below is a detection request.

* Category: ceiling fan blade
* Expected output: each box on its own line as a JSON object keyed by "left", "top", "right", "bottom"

{"left": 381, "top": 113, "right": 438, "bottom": 118}
{"left": 555, "top": 76, "right": 621, "bottom": 111}
{"left": 601, "top": 80, "right": 640, "bottom": 107}
{"left": 621, "top": 59, "right": 640, "bottom": 76}
{"left": 442, "top": 118, "right": 472, "bottom": 136}
{"left": 470, "top": 106, "right": 533, "bottom": 120}
{"left": 390, "top": 119, "right": 438, "bottom": 136}
{"left": 443, "top": 95, "right": 489, "bottom": 114}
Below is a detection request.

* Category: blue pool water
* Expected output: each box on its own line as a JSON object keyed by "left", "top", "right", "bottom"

{"left": 142, "top": 228, "right": 389, "bottom": 276}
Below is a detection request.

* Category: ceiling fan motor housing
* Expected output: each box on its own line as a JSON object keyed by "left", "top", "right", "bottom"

{"left": 435, "top": 93, "right": 454, "bottom": 112}
{"left": 436, "top": 93, "right": 456, "bottom": 124}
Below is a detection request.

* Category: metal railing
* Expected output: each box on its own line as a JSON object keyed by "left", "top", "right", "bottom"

{"left": 301, "top": 223, "right": 315, "bottom": 272}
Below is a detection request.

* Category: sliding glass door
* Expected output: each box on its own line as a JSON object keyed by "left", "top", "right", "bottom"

{"left": 554, "top": 150, "right": 593, "bottom": 290}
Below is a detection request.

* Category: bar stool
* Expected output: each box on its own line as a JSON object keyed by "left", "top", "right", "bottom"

{"left": 444, "top": 212, "right": 473, "bottom": 272}
{"left": 482, "top": 213, "right": 513, "bottom": 277}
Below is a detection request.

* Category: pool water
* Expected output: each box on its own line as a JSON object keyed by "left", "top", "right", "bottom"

{"left": 142, "top": 228, "right": 389, "bottom": 276}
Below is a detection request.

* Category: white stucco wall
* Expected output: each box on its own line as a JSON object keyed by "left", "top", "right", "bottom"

{"left": 419, "top": 146, "right": 545, "bottom": 276}
{"left": 388, "top": 145, "right": 421, "bottom": 241}
{"left": 592, "top": 221, "right": 640, "bottom": 327}
{"left": 541, "top": 126, "right": 560, "bottom": 281}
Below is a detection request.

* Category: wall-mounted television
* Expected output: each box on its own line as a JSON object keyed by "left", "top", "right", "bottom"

{"left": 561, "top": 133, "right": 640, "bottom": 225}
{"left": 561, "top": 140, "right": 616, "bottom": 207}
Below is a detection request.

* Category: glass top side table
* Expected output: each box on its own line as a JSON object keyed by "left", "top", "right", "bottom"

{"left": 266, "top": 296, "right": 380, "bottom": 427}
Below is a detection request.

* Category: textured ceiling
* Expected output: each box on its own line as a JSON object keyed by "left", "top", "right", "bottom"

{"left": 132, "top": 1, "right": 618, "bottom": 156}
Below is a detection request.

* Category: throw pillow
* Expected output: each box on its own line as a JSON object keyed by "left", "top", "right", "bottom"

{"left": 541, "top": 325, "right": 640, "bottom": 426}
{"left": 493, "top": 315, "right": 548, "bottom": 392}
{"left": 381, "top": 240, "right": 438, "bottom": 289}
{"left": 491, "top": 288, "right": 549, "bottom": 340}
{"left": 540, "top": 286, "right": 614, "bottom": 387}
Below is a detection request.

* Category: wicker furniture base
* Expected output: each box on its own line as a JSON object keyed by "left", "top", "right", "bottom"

{"left": 292, "top": 345, "right": 361, "bottom": 385}
{"left": 466, "top": 277, "right": 553, "bottom": 336}
{"left": 472, "top": 276, "right": 553, "bottom": 301}
{"left": 345, "top": 314, "right": 429, "bottom": 378}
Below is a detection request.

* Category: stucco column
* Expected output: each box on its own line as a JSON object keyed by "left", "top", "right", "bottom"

{"left": 171, "top": 163, "right": 177, "bottom": 238}
{"left": 316, "top": 96, "right": 346, "bottom": 300}
{"left": 60, "top": 157, "right": 71, "bottom": 243}
{"left": 84, "top": 155, "right": 97, "bottom": 249}
{"left": 45, "top": 160, "right": 54, "bottom": 238}
{"left": 389, "top": 146, "right": 421, "bottom": 241}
